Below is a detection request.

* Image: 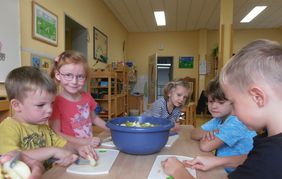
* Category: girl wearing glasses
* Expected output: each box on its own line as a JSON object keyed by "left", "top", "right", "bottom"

{"left": 49, "top": 50, "right": 109, "bottom": 147}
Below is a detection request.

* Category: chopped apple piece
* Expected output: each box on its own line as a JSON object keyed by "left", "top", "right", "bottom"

{"left": 87, "top": 155, "right": 97, "bottom": 167}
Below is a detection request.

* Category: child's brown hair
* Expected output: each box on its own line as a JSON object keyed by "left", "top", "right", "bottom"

{"left": 163, "top": 78, "right": 191, "bottom": 105}
{"left": 50, "top": 50, "right": 89, "bottom": 81}
{"left": 206, "top": 76, "right": 227, "bottom": 101}
{"left": 5, "top": 66, "right": 57, "bottom": 102}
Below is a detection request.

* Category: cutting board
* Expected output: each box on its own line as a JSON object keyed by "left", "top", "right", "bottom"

{"left": 165, "top": 134, "right": 179, "bottom": 147}
{"left": 101, "top": 135, "right": 179, "bottom": 148}
{"left": 66, "top": 148, "right": 119, "bottom": 175}
{"left": 147, "top": 155, "right": 197, "bottom": 179}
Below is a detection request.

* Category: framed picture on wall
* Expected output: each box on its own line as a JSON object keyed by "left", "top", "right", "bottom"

{"left": 93, "top": 27, "right": 108, "bottom": 63}
{"left": 179, "top": 56, "right": 194, "bottom": 68}
{"left": 32, "top": 1, "right": 58, "bottom": 46}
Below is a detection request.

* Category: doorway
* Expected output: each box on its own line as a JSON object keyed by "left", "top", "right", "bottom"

{"left": 157, "top": 56, "right": 173, "bottom": 99}
{"left": 65, "top": 15, "right": 88, "bottom": 57}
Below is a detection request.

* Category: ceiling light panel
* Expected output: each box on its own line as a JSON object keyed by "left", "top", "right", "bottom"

{"left": 240, "top": 6, "right": 267, "bottom": 23}
{"left": 154, "top": 11, "right": 166, "bottom": 26}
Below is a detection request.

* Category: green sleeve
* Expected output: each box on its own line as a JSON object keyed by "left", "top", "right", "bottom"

{"left": 0, "top": 118, "right": 21, "bottom": 154}
{"left": 48, "top": 127, "right": 67, "bottom": 147}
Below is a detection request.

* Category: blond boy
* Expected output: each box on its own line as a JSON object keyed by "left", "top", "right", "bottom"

{"left": 162, "top": 39, "right": 282, "bottom": 179}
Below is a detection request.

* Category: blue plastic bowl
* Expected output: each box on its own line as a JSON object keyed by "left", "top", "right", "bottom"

{"left": 106, "top": 116, "right": 174, "bottom": 155}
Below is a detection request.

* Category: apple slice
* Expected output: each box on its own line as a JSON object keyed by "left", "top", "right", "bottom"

{"left": 2, "top": 160, "right": 31, "bottom": 179}
{"left": 87, "top": 155, "right": 97, "bottom": 167}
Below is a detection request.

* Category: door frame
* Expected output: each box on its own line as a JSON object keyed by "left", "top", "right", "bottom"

{"left": 148, "top": 53, "right": 157, "bottom": 104}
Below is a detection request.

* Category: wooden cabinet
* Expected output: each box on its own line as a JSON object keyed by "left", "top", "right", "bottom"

{"left": 88, "top": 69, "right": 116, "bottom": 119}
{"left": 88, "top": 65, "right": 129, "bottom": 120}
{"left": 114, "top": 65, "right": 129, "bottom": 116}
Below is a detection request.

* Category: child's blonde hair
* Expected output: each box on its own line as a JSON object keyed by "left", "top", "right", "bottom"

{"left": 5, "top": 66, "right": 57, "bottom": 102}
{"left": 50, "top": 50, "right": 89, "bottom": 80}
{"left": 163, "top": 78, "right": 191, "bottom": 105}
{"left": 220, "top": 39, "right": 282, "bottom": 92}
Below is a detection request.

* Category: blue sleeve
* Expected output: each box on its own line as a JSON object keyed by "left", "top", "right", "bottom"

{"left": 215, "top": 116, "right": 249, "bottom": 147}
{"left": 201, "top": 118, "right": 219, "bottom": 131}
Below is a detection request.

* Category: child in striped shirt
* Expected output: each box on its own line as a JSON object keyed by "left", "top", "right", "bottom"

{"left": 143, "top": 78, "right": 191, "bottom": 132}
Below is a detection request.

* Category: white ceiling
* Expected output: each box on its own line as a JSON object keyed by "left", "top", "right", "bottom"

{"left": 103, "top": 0, "right": 282, "bottom": 32}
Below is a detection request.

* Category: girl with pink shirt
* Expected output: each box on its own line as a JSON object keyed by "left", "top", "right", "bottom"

{"left": 49, "top": 50, "right": 109, "bottom": 147}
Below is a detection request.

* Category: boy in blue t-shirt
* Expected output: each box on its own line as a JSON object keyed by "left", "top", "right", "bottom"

{"left": 191, "top": 76, "right": 256, "bottom": 173}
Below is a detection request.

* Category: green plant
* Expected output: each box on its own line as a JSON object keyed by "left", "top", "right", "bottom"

{"left": 212, "top": 46, "right": 218, "bottom": 58}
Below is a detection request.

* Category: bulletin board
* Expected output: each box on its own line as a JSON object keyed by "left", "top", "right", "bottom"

{"left": 0, "top": 0, "right": 21, "bottom": 82}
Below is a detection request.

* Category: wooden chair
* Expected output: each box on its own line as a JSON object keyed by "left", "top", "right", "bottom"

{"left": 180, "top": 76, "right": 197, "bottom": 127}
{"left": 182, "top": 76, "right": 196, "bottom": 102}
{"left": 181, "top": 102, "right": 196, "bottom": 127}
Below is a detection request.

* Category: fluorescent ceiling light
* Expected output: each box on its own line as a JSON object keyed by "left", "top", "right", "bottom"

{"left": 240, "top": 6, "right": 267, "bottom": 23}
{"left": 157, "top": 64, "right": 171, "bottom": 66}
{"left": 154, "top": 11, "right": 166, "bottom": 26}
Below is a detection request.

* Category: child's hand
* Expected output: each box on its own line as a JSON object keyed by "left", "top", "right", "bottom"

{"left": 202, "top": 129, "right": 219, "bottom": 141}
{"left": 184, "top": 156, "right": 218, "bottom": 171}
{"left": 90, "top": 137, "right": 101, "bottom": 147}
{"left": 77, "top": 145, "right": 98, "bottom": 161}
{"left": 53, "top": 148, "right": 78, "bottom": 167}
{"left": 170, "top": 121, "right": 180, "bottom": 133}
{"left": 84, "top": 137, "right": 101, "bottom": 147}
{"left": 0, "top": 151, "right": 44, "bottom": 179}
{"left": 161, "top": 157, "right": 189, "bottom": 177}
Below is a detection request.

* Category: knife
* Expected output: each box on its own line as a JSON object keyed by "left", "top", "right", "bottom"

{"left": 9, "top": 151, "right": 21, "bottom": 168}
{"left": 75, "top": 157, "right": 92, "bottom": 165}
{"left": 47, "top": 156, "right": 92, "bottom": 165}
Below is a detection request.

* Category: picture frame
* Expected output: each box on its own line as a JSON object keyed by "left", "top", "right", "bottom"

{"left": 93, "top": 27, "right": 108, "bottom": 63}
{"left": 32, "top": 1, "right": 58, "bottom": 46}
{"left": 179, "top": 56, "right": 194, "bottom": 69}
{"left": 31, "top": 54, "right": 53, "bottom": 74}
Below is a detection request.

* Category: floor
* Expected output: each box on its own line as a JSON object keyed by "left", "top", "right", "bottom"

{"left": 93, "top": 114, "right": 211, "bottom": 136}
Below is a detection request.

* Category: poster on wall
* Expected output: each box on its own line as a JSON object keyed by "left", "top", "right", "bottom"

{"left": 179, "top": 56, "right": 194, "bottom": 69}
{"left": 31, "top": 54, "right": 53, "bottom": 74}
{"left": 0, "top": 0, "right": 21, "bottom": 82}
{"left": 199, "top": 59, "right": 207, "bottom": 75}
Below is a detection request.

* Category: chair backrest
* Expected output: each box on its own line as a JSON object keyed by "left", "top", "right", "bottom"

{"left": 182, "top": 76, "right": 196, "bottom": 102}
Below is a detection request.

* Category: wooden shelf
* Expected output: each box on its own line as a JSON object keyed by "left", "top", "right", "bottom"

{"left": 95, "top": 98, "right": 115, "bottom": 101}
{"left": 88, "top": 66, "right": 129, "bottom": 119}
{"left": 90, "top": 69, "right": 116, "bottom": 78}
{"left": 92, "top": 86, "right": 113, "bottom": 89}
{"left": 99, "top": 112, "right": 115, "bottom": 118}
